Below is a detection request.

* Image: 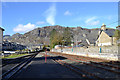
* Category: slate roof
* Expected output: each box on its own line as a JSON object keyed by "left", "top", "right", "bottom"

{"left": 86, "top": 29, "right": 115, "bottom": 45}
{"left": 86, "top": 29, "right": 100, "bottom": 44}
{"left": 103, "top": 29, "right": 115, "bottom": 37}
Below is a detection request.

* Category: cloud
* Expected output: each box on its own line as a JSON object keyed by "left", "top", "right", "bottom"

{"left": 85, "top": 17, "right": 100, "bottom": 25}
{"left": 13, "top": 23, "right": 36, "bottom": 33}
{"left": 88, "top": 20, "right": 100, "bottom": 25}
{"left": 85, "top": 17, "right": 96, "bottom": 23}
{"left": 45, "top": 4, "right": 56, "bottom": 25}
{"left": 64, "top": 10, "right": 71, "bottom": 16}
{"left": 36, "top": 21, "right": 45, "bottom": 25}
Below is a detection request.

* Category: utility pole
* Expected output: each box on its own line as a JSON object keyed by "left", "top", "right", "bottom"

{"left": 75, "top": 35, "right": 78, "bottom": 47}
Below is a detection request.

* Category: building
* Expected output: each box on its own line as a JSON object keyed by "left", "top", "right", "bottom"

{"left": 96, "top": 24, "right": 116, "bottom": 46}
{"left": 0, "top": 27, "right": 4, "bottom": 51}
{"left": 86, "top": 38, "right": 96, "bottom": 46}
{"left": 26, "top": 44, "right": 43, "bottom": 50}
{"left": 2, "top": 40, "right": 26, "bottom": 51}
{"left": 116, "top": 25, "right": 120, "bottom": 45}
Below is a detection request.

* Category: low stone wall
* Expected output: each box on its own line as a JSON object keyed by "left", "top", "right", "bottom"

{"left": 71, "top": 46, "right": 118, "bottom": 54}
{"left": 51, "top": 46, "right": 120, "bottom": 61}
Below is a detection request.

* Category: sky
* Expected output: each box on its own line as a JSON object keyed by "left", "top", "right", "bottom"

{"left": 1, "top": 2, "right": 118, "bottom": 35}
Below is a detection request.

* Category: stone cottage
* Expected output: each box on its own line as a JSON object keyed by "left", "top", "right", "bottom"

{"left": 96, "top": 24, "right": 116, "bottom": 46}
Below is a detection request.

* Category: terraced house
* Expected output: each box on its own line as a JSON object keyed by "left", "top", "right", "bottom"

{"left": 0, "top": 27, "right": 4, "bottom": 51}
{"left": 96, "top": 24, "right": 117, "bottom": 46}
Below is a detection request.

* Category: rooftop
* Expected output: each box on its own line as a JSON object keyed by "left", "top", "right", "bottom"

{"left": 103, "top": 29, "right": 115, "bottom": 37}
{"left": 0, "top": 27, "right": 5, "bottom": 31}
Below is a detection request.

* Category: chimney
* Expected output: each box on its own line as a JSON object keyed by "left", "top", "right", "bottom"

{"left": 101, "top": 23, "right": 106, "bottom": 30}
{"left": 116, "top": 25, "right": 120, "bottom": 31}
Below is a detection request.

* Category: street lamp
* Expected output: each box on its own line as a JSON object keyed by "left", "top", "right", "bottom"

{"left": 61, "top": 40, "right": 65, "bottom": 52}
{"left": 71, "top": 34, "right": 74, "bottom": 52}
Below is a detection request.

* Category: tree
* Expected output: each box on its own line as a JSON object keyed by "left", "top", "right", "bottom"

{"left": 63, "top": 27, "right": 72, "bottom": 46}
{"left": 50, "top": 29, "right": 63, "bottom": 49}
{"left": 113, "top": 29, "right": 120, "bottom": 40}
{"left": 50, "top": 29, "right": 57, "bottom": 48}
{"left": 50, "top": 28, "right": 72, "bottom": 48}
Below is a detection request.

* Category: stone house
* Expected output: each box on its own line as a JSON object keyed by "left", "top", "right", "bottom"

{"left": 96, "top": 24, "right": 116, "bottom": 46}
{"left": 0, "top": 27, "right": 4, "bottom": 51}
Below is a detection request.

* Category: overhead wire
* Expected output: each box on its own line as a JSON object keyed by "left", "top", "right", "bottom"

{"left": 107, "top": 20, "right": 120, "bottom": 26}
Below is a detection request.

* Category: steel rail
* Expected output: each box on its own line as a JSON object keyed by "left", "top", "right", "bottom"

{"left": 54, "top": 59, "right": 103, "bottom": 80}
{"left": 48, "top": 52, "right": 120, "bottom": 74}
{"left": 1, "top": 53, "right": 37, "bottom": 80}
{"left": 1, "top": 53, "right": 37, "bottom": 68}
{"left": 44, "top": 53, "right": 103, "bottom": 80}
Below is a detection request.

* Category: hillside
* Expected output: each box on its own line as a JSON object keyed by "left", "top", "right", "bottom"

{"left": 3, "top": 25, "right": 115, "bottom": 46}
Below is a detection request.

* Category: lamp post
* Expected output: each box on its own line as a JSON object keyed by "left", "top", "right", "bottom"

{"left": 61, "top": 40, "right": 65, "bottom": 52}
{"left": 74, "top": 35, "right": 78, "bottom": 47}
{"left": 71, "top": 34, "right": 74, "bottom": 52}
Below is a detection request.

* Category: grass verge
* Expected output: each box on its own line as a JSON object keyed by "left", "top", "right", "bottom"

{"left": 2, "top": 53, "right": 29, "bottom": 59}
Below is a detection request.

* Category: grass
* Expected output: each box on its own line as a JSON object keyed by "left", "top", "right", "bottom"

{"left": 2, "top": 53, "right": 29, "bottom": 59}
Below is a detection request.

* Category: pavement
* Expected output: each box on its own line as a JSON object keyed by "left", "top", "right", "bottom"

{"left": 14, "top": 53, "right": 81, "bottom": 79}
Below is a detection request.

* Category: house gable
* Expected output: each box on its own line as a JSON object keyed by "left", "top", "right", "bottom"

{"left": 97, "top": 31, "right": 112, "bottom": 45}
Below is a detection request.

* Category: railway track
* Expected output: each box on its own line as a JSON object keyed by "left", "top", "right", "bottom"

{"left": 49, "top": 52, "right": 120, "bottom": 69}
{"left": 54, "top": 59, "right": 104, "bottom": 80}
{"left": 1, "top": 53, "right": 38, "bottom": 80}
{"left": 47, "top": 52, "right": 120, "bottom": 78}
{"left": 1, "top": 53, "right": 38, "bottom": 75}
{"left": 43, "top": 53, "right": 104, "bottom": 79}
{"left": 2, "top": 52, "right": 119, "bottom": 79}
{"left": 66, "top": 56, "right": 120, "bottom": 74}
{"left": 59, "top": 54, "right": 120, "bottom": 74}
{"left": 39, "top": 53, "right": 95, "bottom": 79}
{"left": 1, "top": 54, "right": 33, "bottom": 68}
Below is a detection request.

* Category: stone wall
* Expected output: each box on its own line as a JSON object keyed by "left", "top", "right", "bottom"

{"left": 51, "top": 46, "right": 119, "bottom": 61}
{"left": 62, "top": 46, "right": 118, "bottom": 54}
{"left": 118, "top": 46, "right": 120, "bottom": 61}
